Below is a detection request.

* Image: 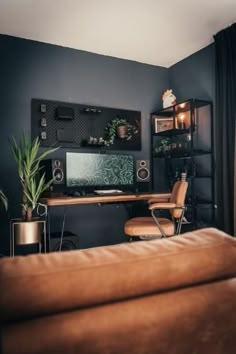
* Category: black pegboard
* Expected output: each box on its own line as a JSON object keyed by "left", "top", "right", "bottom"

{"left": 31, "top": 99, "right": 141, "bottom": 150}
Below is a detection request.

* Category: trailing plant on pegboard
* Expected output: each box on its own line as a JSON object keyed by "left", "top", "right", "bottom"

{"left": 104, "top": 117, "right": 138, "bottom": 146}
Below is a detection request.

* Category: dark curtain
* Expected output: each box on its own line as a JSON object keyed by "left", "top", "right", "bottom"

{"left": 214, "top": 23, "right": 236, "bottom": 236}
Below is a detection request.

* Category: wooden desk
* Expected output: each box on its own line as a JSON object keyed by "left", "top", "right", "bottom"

{"left": 41, "top": 192, "right": 171, "bottom": 207}
{"left": 42, "top": 192, "right": 171, "bottom": 252}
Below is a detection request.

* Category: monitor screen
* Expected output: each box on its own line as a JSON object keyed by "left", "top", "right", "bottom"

{"left": 66, "top": 152, "right": 134, "bottom": 188}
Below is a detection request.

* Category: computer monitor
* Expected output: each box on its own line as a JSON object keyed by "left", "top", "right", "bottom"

{"left": 66, "top": 152, "right": 134, "bottom": 189}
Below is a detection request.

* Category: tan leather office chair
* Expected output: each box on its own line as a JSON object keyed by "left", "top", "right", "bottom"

{"left": 124, "top": 180, "right": 188, "bottom": 240}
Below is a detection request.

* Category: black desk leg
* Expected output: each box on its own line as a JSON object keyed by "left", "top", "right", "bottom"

{"left": 47, "top": 208, "right": 51, "bottom": 252}
{"left": 59, "top": 207, "right": 67, "bottom": 252}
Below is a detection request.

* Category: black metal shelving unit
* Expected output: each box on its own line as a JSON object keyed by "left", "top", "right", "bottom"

{"left": 151, "top": 99, "right": 215, "bottom": 230}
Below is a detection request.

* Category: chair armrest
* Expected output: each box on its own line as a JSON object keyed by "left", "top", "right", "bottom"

{"left": 147, "top": 193, "right": 171, "bottom": 204}
{"left": 148, "top": 202, "right": 176, "bottom": 210}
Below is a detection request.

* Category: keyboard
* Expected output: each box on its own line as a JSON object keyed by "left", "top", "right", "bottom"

{"left": 94, "top": 189, "right": 124, "bottom": 195}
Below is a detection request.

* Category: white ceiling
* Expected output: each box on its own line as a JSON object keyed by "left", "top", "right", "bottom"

{"left": 0, "top": 0, "right": 235, "bottom": 67}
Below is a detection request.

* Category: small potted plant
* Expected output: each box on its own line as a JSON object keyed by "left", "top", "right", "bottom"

{"left": 11, "top": 134, "right": 59, "bottom": 246}
{"left": 155, "top": 138, "right": 171, "bottom": 156}
{"left": 104, "top": 117, "right": 138, "bottom": 146}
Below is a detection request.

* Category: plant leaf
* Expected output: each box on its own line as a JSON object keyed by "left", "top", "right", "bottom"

{"left": 0, "top": 190, "right": 8, "bottom": 210}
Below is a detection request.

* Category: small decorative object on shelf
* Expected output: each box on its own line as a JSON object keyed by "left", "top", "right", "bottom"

{"left": 181, "top": 172, "right": 187, "bottom": 181}
{"left": 155, "top": 136, "right": 190, "bottom": 157}
{"left": 81, "top": 107, "right": 102, "bottom": 114}
{"left": 154, "top": 117, "right": 173, "bottom": 133}
{"left": 81, "top": 136, "right": 105, "bottom": 147}
{"left": 104, "top": 117, "right": 138, "bottom": 146}
{"left": 162, "top": 89, "right": 176, "bottom": 109}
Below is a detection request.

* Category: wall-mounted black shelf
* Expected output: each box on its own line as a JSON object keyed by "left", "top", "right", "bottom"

{"left": 156, "top": 99, "right": 211, "bottom": 115}
{"left": 153, "top": 149, "right": 212, "bottom": 159}
{"left": 151, "top": 99, "right": 215, "bottom": 229}
{"left": 154, "top": 128, "right": 190, "bottom": 137}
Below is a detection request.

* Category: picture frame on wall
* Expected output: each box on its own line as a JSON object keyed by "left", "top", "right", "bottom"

{"left": 154, "top": 117, "right": 173, "bottom": 133}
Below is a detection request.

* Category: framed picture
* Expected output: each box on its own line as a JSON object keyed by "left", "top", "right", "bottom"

{"left": 154, "top": 118, "right": 173, "bottom": 133}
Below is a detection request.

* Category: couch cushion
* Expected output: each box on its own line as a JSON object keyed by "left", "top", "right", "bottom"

{"left": 3, "top": 278, "right": 236, "bottom": 354}
{"left": 1, "top": 228, "right": 236, "bottom": 322}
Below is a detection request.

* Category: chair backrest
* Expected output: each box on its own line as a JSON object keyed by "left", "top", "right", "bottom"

{"left": 169, "top": 180, "right": 188, "bottom": 219}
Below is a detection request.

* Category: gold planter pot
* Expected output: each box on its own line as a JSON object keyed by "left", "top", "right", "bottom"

{"left": 10, "top": 218, "right": 46, "bottom": 257}
{"left": 116, "top": 125, "right": 127, "bottom": 139}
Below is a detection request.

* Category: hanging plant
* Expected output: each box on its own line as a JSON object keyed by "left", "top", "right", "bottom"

{"left": 104, "top": 117, "right": 138, "bottom": 146}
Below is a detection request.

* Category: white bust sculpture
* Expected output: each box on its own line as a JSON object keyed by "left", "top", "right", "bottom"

{"left": 162, "top": 89, "right": 176, "bottom": 109}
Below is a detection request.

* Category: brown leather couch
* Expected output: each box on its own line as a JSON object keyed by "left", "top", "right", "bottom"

{"left": 1, "top": 227, "right": 236, "bottom": 354}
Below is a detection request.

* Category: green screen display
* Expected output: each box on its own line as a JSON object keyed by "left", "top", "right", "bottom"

{"left": 66, "top": 152, "right": 134, "bottom": 187}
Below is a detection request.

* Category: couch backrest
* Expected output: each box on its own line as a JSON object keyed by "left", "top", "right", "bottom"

{"left": 1, "top": 228, "right": 236, "bottom": 323}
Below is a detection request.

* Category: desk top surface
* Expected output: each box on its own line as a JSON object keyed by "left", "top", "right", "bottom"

{"left": 41, "top": 192, "right": 171, "bottom": 207}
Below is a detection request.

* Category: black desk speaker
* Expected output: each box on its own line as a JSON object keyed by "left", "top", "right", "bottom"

{"left": 136, "top": 160, "right": 150, "bottom": 182}
{"left": 40, "top": 159, "right": 65, "bottom": 185}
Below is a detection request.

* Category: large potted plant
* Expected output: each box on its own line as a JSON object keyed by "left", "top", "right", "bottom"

{"left": 11, "top": 134, "right": 59, "bottom": 247}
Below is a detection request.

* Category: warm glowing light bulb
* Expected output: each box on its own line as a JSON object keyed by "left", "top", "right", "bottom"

{"left": 179, "top": 114, "right": 185, "bottom": 122}
{"left": 179, "top": 103, "right": 186, "bottom": 108}
{"left": 178, "top": 114, "right": 186, "bottom": 129}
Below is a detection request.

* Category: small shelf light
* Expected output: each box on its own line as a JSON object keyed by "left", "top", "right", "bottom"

{"left": 179, "top": 103, "right": 186, "bottom": 109}
{"left": 178, "top": 113, "right": 186, "bottom": 129}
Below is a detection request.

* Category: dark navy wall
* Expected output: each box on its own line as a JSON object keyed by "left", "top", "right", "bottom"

{"left": 169, "top": 44, "right": 215, "bottom": 103}
{"left": 0, "top": 36, "right": 216, "bottom": 255}
{"left": 0, "top": 34, "right": 168, "bottom": 254}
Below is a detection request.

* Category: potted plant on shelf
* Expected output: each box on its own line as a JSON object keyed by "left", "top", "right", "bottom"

{"left": 11, "top": 134, "right": 59, "bottom": 247}
{"left": 155, "top": 138, "right": 171, "bottom": 156}
{"left": 104, "top": 117, "right": 138, "bottom": 146}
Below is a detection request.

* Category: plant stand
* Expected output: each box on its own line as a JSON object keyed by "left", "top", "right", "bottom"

{"left": 10, "top": 219, "right": 46, "bottom": 257}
